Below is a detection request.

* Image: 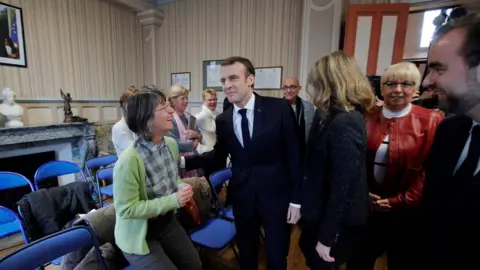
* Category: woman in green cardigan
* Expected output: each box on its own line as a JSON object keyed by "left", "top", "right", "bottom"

{"left": 113, "top": 89, "right": 202, "bottom": 270}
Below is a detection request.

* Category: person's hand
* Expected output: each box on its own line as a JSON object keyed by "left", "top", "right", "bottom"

{"left": 375, "top": 96, "right": 384, "bottom": 107}
{"left": 286, "top": 205, "right": 301, "bottom": 224}
{"left": 175, "top": 187, "right": 193, "bottom": 207}
{"left": 315, "top": 241, "right": 335, "bottom": 262}
{"left": 370, "top": 193, "right": 391, "bottom": 211}
{"left": 193, "top": 139, "right": 199, "bottom": 149}
{"left": 376, "top": 198, "right": 391, "bottom": 210}
{"left": 185, "top": 130, "right": 199, "bottom": 140}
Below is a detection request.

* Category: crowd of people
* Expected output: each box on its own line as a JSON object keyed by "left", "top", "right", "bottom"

{"left": 108, "top": 11, "right": 480, "bottom": 270}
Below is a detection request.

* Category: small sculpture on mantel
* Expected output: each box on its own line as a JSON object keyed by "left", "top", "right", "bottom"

{"left": 60, "top": 89, "right": 88, "bottom": 123}
{"left": 0, "top": 87, "right": 24, "bottom": 128}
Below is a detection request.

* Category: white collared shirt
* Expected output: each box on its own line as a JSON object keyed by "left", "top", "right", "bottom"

{"left": 454, "top": 120, "right": 480, "bottom": 176}
{"left": 112, "top": 117, "right": 136, "bottom": 156}
{"left": 232, "top": 94, "right": 255, "bottom": 147}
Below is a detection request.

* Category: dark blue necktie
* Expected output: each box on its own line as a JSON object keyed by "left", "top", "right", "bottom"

{"left": 238, "top": 109, "right": 251, "bottom": 149}
{"left": 455, "top": 125, "right": 480, "bottom": 180}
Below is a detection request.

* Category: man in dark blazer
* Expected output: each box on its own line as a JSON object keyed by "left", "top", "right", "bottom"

{"left": 181, "top": 56, "right": 303, "bottom": 269}
{"left": 421, "top": 14, "right": 480, "bottom": 269}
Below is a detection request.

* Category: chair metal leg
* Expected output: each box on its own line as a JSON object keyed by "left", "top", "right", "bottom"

{"left": 231, "top": 243, "right": 240, "bottom": 263}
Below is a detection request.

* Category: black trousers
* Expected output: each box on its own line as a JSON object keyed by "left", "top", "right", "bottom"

{"left": 299, "top": 220, "right": 358, "bottom": 270}
{"left": 347, "top": 210, "right": 422, "bottom": 270}
{"left": 234, "top": 200, "right": 291, "bottom": 270}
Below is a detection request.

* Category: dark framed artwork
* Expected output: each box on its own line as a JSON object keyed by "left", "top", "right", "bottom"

{"left": 0, "top": 2, "right": 27, "bottom": 67}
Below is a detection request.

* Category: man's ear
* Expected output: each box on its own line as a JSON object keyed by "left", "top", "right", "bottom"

{"left": 247, "top": 74, "right": 255, "bottom": 88}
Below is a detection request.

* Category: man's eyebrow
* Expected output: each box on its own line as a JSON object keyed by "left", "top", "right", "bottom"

{"left": 427, "top": 61, "right": 446, "bottom": 69}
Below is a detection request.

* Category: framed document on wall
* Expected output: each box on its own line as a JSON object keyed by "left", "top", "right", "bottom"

{"left": 254, "top": 66, "right": 282, "bottom": 90}
{"left": 202, "top": 60, "right": 223, "bottom": 91}
{"left": 171, "top": 72, "right": 191, "bottom": 90}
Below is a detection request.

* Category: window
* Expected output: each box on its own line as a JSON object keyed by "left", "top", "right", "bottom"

{"left": 420, "top": 8, "right": 453, "bottom": 48}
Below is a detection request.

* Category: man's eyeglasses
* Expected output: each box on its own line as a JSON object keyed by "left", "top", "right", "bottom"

{"left": 383, "top": 81, "right": 415, "bottom": 89}
{"left": 282, "top": 85, "right": 300, "bottom": 91}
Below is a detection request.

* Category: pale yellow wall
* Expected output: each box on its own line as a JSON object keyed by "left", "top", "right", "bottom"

{"left": 0, "top": 0, "right": 144, "bottom": 100}
{"left": 155, "top": 0, "right": 304, "bottom": 100}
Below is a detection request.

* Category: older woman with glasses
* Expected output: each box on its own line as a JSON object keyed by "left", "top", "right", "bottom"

{"left": 347, "top": 62, "right": 444, "bottom": 270}
{"left": 113, "top": 89, "right": 202, "bottom": 270}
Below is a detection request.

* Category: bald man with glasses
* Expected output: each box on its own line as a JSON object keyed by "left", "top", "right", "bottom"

{"left": 282, "top": 77, "right": 315, "bottom": 157}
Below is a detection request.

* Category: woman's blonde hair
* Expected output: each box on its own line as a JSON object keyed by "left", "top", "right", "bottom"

{"left": 307, "top": 51, "right": 375, "bottom": 115}
{"left": 168, "top": 85, "right": 189, "bottom": 105}
{"left": 381, "top": 62, "right": 421, "bottom": 92}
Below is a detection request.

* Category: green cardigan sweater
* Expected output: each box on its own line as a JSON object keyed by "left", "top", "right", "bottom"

{"left": 113, "top": 136, "right": 182, "bottom": 255}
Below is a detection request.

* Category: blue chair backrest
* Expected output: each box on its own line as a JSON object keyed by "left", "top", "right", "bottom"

{"left": 0, "top": 172, "right": 34, "bottom": 192}
{"left": 96, "top": 167, "right": 113, "bottom": 182}
{"left": 0, "top": 225, "right": 107, "bottom": 270}
{"left": 34, "top": 161, "right": 85, "bottom": 190}
{"left": 0, "top": 172, "right": 34, "bottom": 224}
{"left": 209, "top": 168, "right": 232, "bottom": 189}
{"left": 85, "top": 155, "right": 117, "bottom": 170}
{"left": 0, "top": 206, "right": 27, "bottom": 239}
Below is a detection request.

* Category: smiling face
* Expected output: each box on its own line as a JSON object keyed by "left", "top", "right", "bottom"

{"left": 151, "top": 102, "right": 175, "bottom": 136}
{"left": 171, "top": 93, "right": 189, "bottom": 113}
{"left": 423, "top": 28, "right": 480, "bottom": 115}
{"left": 380, "top": 62, "right": 421, "bottom": 112}
{"left": 220, "top": 62, "right": 254, "bottom": 108}
{"left": 203, "top": 93, "right": 217, "bottom": 111}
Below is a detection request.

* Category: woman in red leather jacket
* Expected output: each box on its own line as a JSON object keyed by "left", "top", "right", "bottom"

{"left": 347, "top": 62, "right": 444, "bottom": 270}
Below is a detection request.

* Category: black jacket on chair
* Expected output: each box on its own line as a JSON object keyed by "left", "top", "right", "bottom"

{"left": 17, "top": 182, "right": 96, "bottom": 242}
{"left": 301, "top": 109, "right": 369, "bottom": 247}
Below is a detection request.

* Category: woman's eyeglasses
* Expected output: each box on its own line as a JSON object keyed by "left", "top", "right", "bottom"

{"left": 383, "top": 81, "right": 415, "bottom": 88}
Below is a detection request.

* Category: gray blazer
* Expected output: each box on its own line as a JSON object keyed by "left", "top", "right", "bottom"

{"left": 301, "top": 98, "right": 315, "bottom": 141}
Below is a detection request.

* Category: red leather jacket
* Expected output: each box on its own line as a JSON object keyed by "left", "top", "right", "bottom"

{"left": 366, "top": 105, "right": 444, "bottom": 208}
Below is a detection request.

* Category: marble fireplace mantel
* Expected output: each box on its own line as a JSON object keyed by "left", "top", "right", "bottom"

{"left": 0, "top": 123, "right": 97, "bottom": 180}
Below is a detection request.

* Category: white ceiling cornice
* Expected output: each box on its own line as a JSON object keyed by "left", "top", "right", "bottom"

{"left": 105, "top": 0, "right": 159, "bottom": 12}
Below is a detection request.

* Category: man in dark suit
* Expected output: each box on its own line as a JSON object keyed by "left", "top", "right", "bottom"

{"left": 421, "top": 13, "right": 480, "bottom": 269}
{"left": 181, "top": 56, "right": 303, "bottom": 269}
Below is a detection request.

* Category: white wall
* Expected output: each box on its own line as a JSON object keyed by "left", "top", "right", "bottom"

{"left": 403, "top": 12, "right": 428, "bottom": 60}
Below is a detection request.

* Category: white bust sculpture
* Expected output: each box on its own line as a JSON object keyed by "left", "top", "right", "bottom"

{"left": 0, "top": 87, "right": 24, "bottom": 128}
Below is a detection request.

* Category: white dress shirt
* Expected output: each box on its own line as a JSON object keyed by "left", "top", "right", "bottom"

{"left": 454, "top": 120, "right": 480, "bottom": 176}
{"left": 112, "top": 117, "right": 136, "bottom": 156}
{"left": 233, "top": 94, "right": 255, "bottom": 147}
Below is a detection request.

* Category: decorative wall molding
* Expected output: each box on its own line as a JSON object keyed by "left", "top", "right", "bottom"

{"left": 105, "top": 0, "right": 158, "bottom": 12}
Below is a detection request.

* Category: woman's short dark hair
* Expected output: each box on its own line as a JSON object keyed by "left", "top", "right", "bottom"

{"left": 126, "top": 89, "right": 167, "bottom": 138}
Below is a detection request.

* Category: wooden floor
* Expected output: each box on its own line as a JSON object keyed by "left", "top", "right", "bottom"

{"left": 0, "top": 225, "right": 388, "bottom": 270}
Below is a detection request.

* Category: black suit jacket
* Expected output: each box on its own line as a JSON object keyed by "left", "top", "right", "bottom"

{"left": 186, "top": 94, "right": 303, "bottom": 218}
{"left": 301, "top": 109, "right": 369, "bottom": 246}
{"left": 421, "top": 115, "right": 480, "bottom": 268}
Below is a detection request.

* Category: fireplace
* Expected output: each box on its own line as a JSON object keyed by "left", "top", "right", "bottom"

{"left": 0, "top": 151, "right": 56, "bottom": 210}
{"left": 0, "top": 123, "right": 96, "bottom": 184}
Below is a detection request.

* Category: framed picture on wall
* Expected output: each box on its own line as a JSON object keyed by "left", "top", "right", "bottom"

{"left": 171, "top": 72, "right": 191, "bottom": 90}
{"left": 254, "top": 66, "right": 283, "bottom": 90}
{"left": 202, "top": 60, "right": 223, "bottom": 91}
{"left": 0, "top": 2, "right": 27, "bottom": 67}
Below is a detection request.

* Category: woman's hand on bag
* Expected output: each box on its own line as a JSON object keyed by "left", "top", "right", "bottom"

{"left": 176, "top": 188, "right": 193, "bottom": 207}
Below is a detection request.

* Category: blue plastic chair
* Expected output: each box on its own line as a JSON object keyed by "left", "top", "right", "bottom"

{"left": 190, "top": 218, "right": 239, "bottom": 262}
{"left": 96, "top": 167, "right": 114, "bottom": 207}
{"left": 0, "top": 172, "right": 34, "bottom": 241}
{"left": 0, "top": 225, "right": 107, "bottom": 270}
{"left": 85, "top": 155, "right": 117, "bottom": 207}
{"left": 34, "top": 161, "right": 87, "bottom": 191}
{"left": 209, "top": 168, "right": 234, "bottom": 220}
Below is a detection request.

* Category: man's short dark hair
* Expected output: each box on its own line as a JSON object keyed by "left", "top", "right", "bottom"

{"left": 434, "top": 13, "right": 480, "bottom": 68}
{"left": 126, "top": 89, "right": 167, "bottom": 138}
{"left": 221, "top": 56, "right": 256, "bottom": 78}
